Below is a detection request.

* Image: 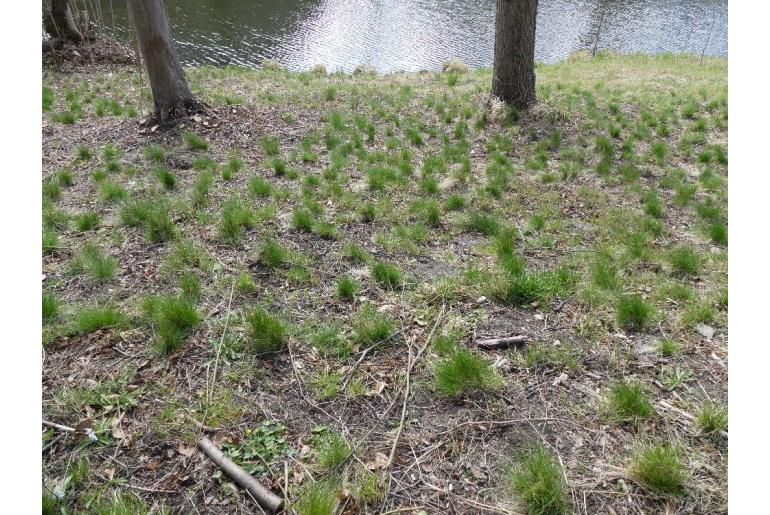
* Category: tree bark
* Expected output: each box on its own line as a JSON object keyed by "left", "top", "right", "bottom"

{"left": 128, "top": 0, "right": 197, "bottom": 121}
{"left": 492, "top": 0, "right": 538, "bottom": 109}
{"left": 46, "top": 0, "right": 84, "bottom": 43}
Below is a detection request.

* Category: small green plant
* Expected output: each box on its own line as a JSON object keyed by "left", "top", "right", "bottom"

{"left": 219, "top": 198, "right": 255, "bottom": 245}
{"left": 261, "top": 136, "right": 280, "bottom": 156}
{"left": 248, "top": 176, "right": 273, "bottom": 197}
{"left": 142, "top": 144, "right": 165, "bottom": 162}
{"left": 608, "top": 380, "right": 654, "bottom": 422}
{"left": 629, "top": 443, "right": 687, "bottom": 495}
{"left": 183, "top": 131, "right": 208, "bottom": 150}
{"left": 72, "top": 306, "right": 126, "bottom": 334}
{"left": 74, "top": 212, "right": 100, "bottom": 231}
{"left": 258, "top": 238, "right": 290, "bottom": 268}
{"left": 293, "top": 480, "right": 339, "bottom": 515}
{"left": 310, "top": 324, "right": 350, "bottom": 358}
{"left": 669, "top": 246, "right": 701, "bottom": 276}
{"left": 192, "top": 170, "right": 214, "bottom": 207}
{"left": 466, "top": 211, "right": 500, "bottom": 236}
{"left": 77, "top": 242, "right": 117, "bottom": 281}
{"left": 153, "top": 166, "right": 176, "bottom": 190}
{"left": 315, "top": 431, "right": 350, "bottom": 470}
{"left": 617, "top": 295, "right": 653, "bottom": 332}
{"left": 236, "top": 272, "right": 257, "bottom": 293}
{"left": 591, "top": 254, "right": 618, "bottom": 290}
{"left": 336, "top": 275, "right": 359, "bottom": 300}
{"left": 42, "top": 294, "right": 59, "bottom": 322}
{"left": 221, "top": 421, "right": 292, "bottom": 474}
{"left": 247, "top": 309, "right": 287, "bottom": 354}
{"left": 43, "top": 180, "right": 61, "bottom": 201}
{"left": 371, "top": 261, "right": 402, "bottom": 289}
{"left": 507, "top": 444, "right": 570, "bottom": 515}
{"left": 143, "top": 295, "right": 201, "bottom": 354}
{"left": 709, "top": 223, "right": 728, "bottom": 245}
{"left": 353, "top": 303, "right": 395, "bottom": 345}
{"left": 42, "top": 229, "right": 59, "bottom": 254}
{"left": 434, "top": 348, "right": 500, "bottom": 396}
{"left": 445, "top": 194, "right": 466, "bottom": 211}
{"left": 695, "top": 403, "right": 728, "bottom": 435}
{"left": 658, "top": 339, "right": 681, "bottom": 356}
{"left": 642, "top": 191, "right": 663, "bottom": 218}
{"left": 99, "top": 182, "right": 127, "bottom": 203}
{"left": 292, "top": 208, "right": 315, "bottom": 232}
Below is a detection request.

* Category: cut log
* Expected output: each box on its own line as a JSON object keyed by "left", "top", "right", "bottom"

{"left": 475, "top": 335, "right": 527, "bottom": 349}
{"left": 197, "top": 437, "right": 283, "bottom": 513}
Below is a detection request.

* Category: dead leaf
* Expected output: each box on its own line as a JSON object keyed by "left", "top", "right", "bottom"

{"left": 366, "top": 452, "right": 389, "bottom": 470}
{"left": 177, "top": 443, "right": 196, "bottom": 458}
{"left": 103, "top": 468, "right": 115, "bottom": 480}
{"left": 147, "top": 460, "right": 160, "bottom": 471}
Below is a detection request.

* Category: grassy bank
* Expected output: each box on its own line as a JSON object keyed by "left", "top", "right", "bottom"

{"left": 42, "top": 52, "right": 727, "bottom": 514}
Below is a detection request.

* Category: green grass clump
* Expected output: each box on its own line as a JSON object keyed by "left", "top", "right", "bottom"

{"left": 72, "top": 306, "right": 126, "bottom": 334}
{"left": 591, "top": 253, "right": 618, "bottom": 290}
{"left": 292, "top": 208, "right": 314, "bottom": 232}
{"left": 658, "top": 339, "right": 681, "bottom": 356}
{"left": 153, "top": 166, "right": 176, "bottom": 190}
{"left": 261, "top": 136, "right": 280, "bottom": 156}
{"left": 74, "top": 212, "right": 100, "bottom": 231}
{"left": 353, "top": 303, "right": 395, "bottom": 345}
{"left": 507, "top": 444, "right": 570, "bottom": 515}
{"left": 143, "top": 295, "right": 201, "bottom": 354}
{"left": 466, "top": 211, "right": 500, "bottom": 236}
{"left": 434, "top": 348, "right": 500, "bottom": 396}
{"left": 246, "top": 309, "right": 287, "bottom": 354}
{"left": 78, "top": 242, "right": 117, "bottom": 281}
{"left": 258, "top": 238, "right": 289, "bottom": 268}
{"left": 669, "top": 246, "right": 702, "bottom": 276}
{"left": 42, "top": 229, "right": 59, "bottom": 254}
{"left": 310, "top": 325, "right": 350, "bottom": 358}
{"left": 629, "top": 443, "right": 687, "bottom": 495}
{"left": 183, "top": 131, "right": 208, "bottom": 150}
{"left": 445, "top": 194, "right": 466, "bottom": 211}
{"left": 99, "top": 182, "right": 127, "bottom": 203}
{"left": 293, "top": 480, "right": 339, "bottom": 515}
{"left": 642, "top": 191, "right": 663, "bottom": 218}
{"left": 492, "top": 268, "right": 576, "bottom": 307}
{"left": 43, "top": 180, "right": 61, "bottom": 201}
{"left": 142, "top": 144, "right": 165, "bottom": 162}
{"left": 371, "top": 261, "right": 402, "bottom": 289}
{"left": 616, "top": 295, "right": 653, "bottom": 332}
{"left": 219, "top": 198, "right": 255, "bottom": 245}
{"left": 709, "top": 223, "right": 728, "bottom": 245}
{"left": 608, "top": 380, "right": 654, "bottom": 422}
{"left": 43, "top": 294, "right": 59, "bottom": 322}
{"left": 316, "top": 432, "right": 351, "bottom": 470}
{"left": 120, "top": 200, "right": 175, "bottom": 243}
{"left": 192, "top": 170, "right": 213, "bottom": 207}
{"left": 336, "top": 275, "right": 359, "bottom": 300}
{"left": 248, "top": 176, "right": 273, "bottom": 197}
{"left": 76, "top": 145, "right": 92, "bottom": 161}
{"left": 695, "top": 403, "right": 728, "bottom": 435}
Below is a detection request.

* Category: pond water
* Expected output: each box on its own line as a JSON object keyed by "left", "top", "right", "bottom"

{"left": 92, "top": 0, "right": 727, "bottom": 72}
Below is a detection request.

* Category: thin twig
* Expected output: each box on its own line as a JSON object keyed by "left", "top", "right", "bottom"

{"left": 42, "top": 420, "right": 75, "bottom": 432}
{"left": 341, "top": 328, "right": 405, "bottom": 390}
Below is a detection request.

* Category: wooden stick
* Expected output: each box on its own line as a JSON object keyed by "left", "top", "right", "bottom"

{"left": 42, "top": 420, "right": 75, "bottom": 432}
{"left": 475, "top": 335, "right": 527, "bottom": 349}
{"left": 197, "top": 437, "right": 283, "bottom": 513}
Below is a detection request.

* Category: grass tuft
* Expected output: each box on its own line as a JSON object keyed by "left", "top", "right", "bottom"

{"left": 696, "top": 403, "right": 728, "bottom": 435}
{"left": 246, "top": 309, "right": 287, "bottom": 354}
{"left": 616, "top": 295, "right": 653, "bottom": 332}
{"left": 353, "top": 303, "right": 395, "bottom": 346}
{"left": 371, "top": 261, "right": 402, "bottom": 289}
{"left": 72, "top": 306, "right": 126, "bottom": 334}
{"left": 434, "top": 348, "right": 500, "bottom": 396}
{"left": 183, "top": 131, "right": 209, "bottom": 150}
{"left": 336, "top": 275, "right": 359, "bottom": 300}
{"left": 608, "top": 380, "right": 654, "bottom": 422}
{"left": 629, "top": 443, "right": 687, "bottom": 495}
{"left": 507, "top": 444, "right": 570, "bottom": 515}
{"left": 669, "top": 246, "right": 702, "bottom": 276}
{"left": 143, "top": 295, "right": 201, "bottom": 354}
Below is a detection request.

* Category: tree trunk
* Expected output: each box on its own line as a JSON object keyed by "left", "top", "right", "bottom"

{"left": 46, "top": 0, "right": 84, "bottom": 43}
{"left": 492, "top": 0, "right": 538, "bottom": 109}
{"left": 128, "top": 0, "right": 197, "bottom": 121}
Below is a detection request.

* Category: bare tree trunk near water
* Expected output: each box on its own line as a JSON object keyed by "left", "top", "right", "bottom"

{"left": 492, "top": 0, "right": 538, "bottom": 109}
{"left": 45, "top": 0, "right": 84, "bottom": 43}
{"left": 128, "top": 0, "right": 197, "bottom": 121}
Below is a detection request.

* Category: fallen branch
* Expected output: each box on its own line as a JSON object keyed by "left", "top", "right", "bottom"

{"left": 197, "top": 437, "right": 283, "bottom": 513}
{"left": 475, "top": 335, "right": 527, "bottom": 349}
{"left": 42, "top": 420, "right": 75, "bottom": 432}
